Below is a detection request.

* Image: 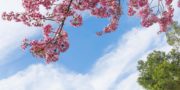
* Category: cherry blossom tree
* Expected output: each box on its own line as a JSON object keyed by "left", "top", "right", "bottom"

{"left": 1, "top": 0, "right": 180, "bottom": 63}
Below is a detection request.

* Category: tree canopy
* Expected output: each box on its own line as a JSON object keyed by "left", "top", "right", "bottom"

{"left": 137, "top": 49, "right": 180, "bottom": 90}
{"left": 166, "top": 21, "right": 180, "bottom": 49}
{"left": 138, "top": 22, "right": 180, "bottom": 90}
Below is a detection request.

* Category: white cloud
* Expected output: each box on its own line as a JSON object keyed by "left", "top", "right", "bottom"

{"left": 172, "top": 0, "right": 180, "bottom": 21}
{"left": 0, "top": 0, "right": 24, "bottom": 12}
{"left": 0, "top": 0, "right": 40, "bottom": 64}
{"left": 0, "top": 23, "right": 172, "bottom": 90}
{"left": 88, "top": 25, "right": 172, "bottom": 90}
{"left": 113, "top": 72, "right": 142, "bottom": 90}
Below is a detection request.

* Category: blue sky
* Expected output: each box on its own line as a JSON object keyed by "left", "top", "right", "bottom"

{"left": 0, "top": 0, "right": 179, "bottom": 90}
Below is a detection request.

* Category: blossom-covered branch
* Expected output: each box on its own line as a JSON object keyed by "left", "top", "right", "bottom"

{"left": 1, "top": 0, "right": 180, "bottom": 63}
{"left": 2, "top": 0, "right": 121, "bottom": 63}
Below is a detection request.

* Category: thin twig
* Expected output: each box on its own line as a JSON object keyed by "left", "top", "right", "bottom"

{"left": 55, "top": 0, "right": 73, "bottom": 38}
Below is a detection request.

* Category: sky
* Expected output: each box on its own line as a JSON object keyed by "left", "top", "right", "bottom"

{"left": 0, "top": 0, "right": 179, "bottom": 90}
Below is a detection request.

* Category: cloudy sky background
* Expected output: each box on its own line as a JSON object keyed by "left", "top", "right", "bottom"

{"left": 0, "top": 0, "right": 179, "bottom": 90}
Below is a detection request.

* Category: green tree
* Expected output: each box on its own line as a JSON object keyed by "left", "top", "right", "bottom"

{"left": 137, "top": 21, "right": 180, "bottom": 90}
{"left": 166, "top": 21, "right": 180, "bottom": 49}
{"left": 137, "top": 50, "right": 180, "bottom": 90}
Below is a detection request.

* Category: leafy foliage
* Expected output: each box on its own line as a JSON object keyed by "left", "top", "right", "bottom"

{"left": 137, "top": 50, "right": 180, "bottom": 90}
{"left": 137, "top": 20, "right": 180, "bottom": 90}
{"left": 166, "top": 21, "right": 180, "bottom": 49}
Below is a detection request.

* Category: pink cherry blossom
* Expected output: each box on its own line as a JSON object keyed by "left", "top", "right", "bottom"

{"left": 128, "top": 7, "right": 136, "bottom": 16}
{"left": 70, "top": 14, "right": 82, "bottom": 27}
{"left": 166, "top": 0, "right": 173, "bottom": 5}
{"left": 2, "top": 0, "right": 180, "bottom": 63}
{"left": 178, "top": 0, "right": 180, "bottom": 7}
{"left": 43, "top": 24, "right": 52, "bottom": 37}
{"left": 21, "top": 38, "right": 29, "bottom": 50}
{"left": 138, "top": 0, "right": 148, "bottom": 7}
{"left": 128, "top": 0, "right": 175, "bottom": 32}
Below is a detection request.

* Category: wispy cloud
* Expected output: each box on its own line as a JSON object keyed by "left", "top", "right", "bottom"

{"left": 0, "top": 24, "right": 171, "bottom": 90}
{"left": 0, "top": 0, "right": 40, "bottom": 64}
{"left": 88, "top": 25, "right": 171, "bottom": 90}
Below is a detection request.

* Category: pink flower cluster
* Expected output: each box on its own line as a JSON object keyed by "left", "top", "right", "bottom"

{"left": 22, "top": 24, "right": 69, "bottom": 63}
{"left": 22, "top": 0, "right": 55, "bottom": 12}
{"left": 166, "top": 0, "right": 173, "bottom": 5}
{"left": 3, "top": 0, "right": 180, "bottom": 63}
{"left": 2, "top": 0, "right": 121, "bottom": 63}
{"left": 178, "top": 0, "right": 180, "bottom": 7}
{"left": 90, "top": 0, "right": 121, "bottom": 34}
{"left": 128, "top": 0, "right": 175, "bottom": 32}
{"left": 2, "top": 11, "right": 44, "bottom": 26}
{"left": 70, "top": 14, "right": 82, "bottom": 27}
